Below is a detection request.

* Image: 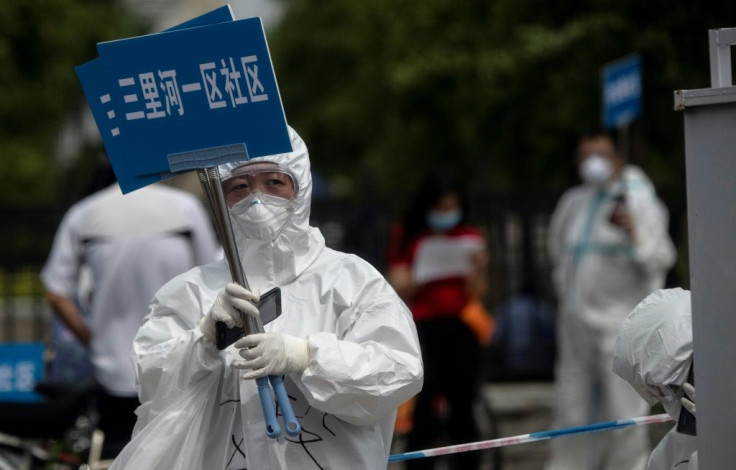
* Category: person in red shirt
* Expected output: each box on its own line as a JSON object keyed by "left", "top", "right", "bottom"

{"left": 388, "top": 172, "right": 489, "bottom": 470}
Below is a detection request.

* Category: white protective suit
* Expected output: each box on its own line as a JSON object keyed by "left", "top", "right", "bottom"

{"left": 110, "top": 128, "right": 424, "bottom": 470}
{"left": 547, "top": 165, "right": 676, "bottom": 469}
{"left": 613, "top": 288, "right": 698, "bottom": 470}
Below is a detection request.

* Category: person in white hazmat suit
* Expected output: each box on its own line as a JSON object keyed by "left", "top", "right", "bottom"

{"left": 546, "top": 129, "right": 676, "bottom": 469}
{"left": 613, "top": 288, "right": 698, "bottom": 470}
{"left": 110, "top": 127, "right": 424, "bottom": 470}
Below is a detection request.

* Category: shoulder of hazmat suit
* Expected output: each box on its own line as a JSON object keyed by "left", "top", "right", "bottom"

{"left": 613, "top": 288, "right": 698, "bottom": 470}
{"left": 111, "top": 127, "right": 423, "bottom": 470}
{"left": 547, "top": 164, "right": 676, "bottom": 329}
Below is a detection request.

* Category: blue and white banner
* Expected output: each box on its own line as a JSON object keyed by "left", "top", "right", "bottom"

{"left": 0, "top": 342, "right": 45, "bottom": 403}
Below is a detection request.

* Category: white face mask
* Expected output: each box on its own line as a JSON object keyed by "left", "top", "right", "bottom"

{"left": 579, "top": 154, "right": 613, "bottom": 186}
{"left": 427, "top": 209, "right": 462, "bottom": 232}
{"left": 229, "top": 192, "right": 294, "bottom": 241}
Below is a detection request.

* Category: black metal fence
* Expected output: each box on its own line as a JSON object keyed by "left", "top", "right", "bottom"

{"left": 310, "top": 191, "right": 564, "bottom": 307}
{"left": 311, "top": 188, "right": 688, "bottom": 302}
{"left": 0, "top": 188, "right": 688, "bottom": 380}
{"left": 0, "top": 207, "right": 63, "bottom": 342}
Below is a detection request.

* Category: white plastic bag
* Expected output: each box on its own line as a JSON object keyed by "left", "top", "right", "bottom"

{"left": 110, "top": 335, "right": 228, "bottom": 469}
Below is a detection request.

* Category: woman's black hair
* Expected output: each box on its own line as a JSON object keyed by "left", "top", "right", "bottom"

{"left": 400, "top": 170, "right": 469, "bottom": 251}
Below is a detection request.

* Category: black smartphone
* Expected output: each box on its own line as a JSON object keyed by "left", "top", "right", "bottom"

{"left": 215, "top": 286, "right": 282, "bottom": 350}
{"left": 608, "top": 193, "right": 628, "bottom": 226}
{"left": 676, "top": 363, "right": 696, "bottom": 436}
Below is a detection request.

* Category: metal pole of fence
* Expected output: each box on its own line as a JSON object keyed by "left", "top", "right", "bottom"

{"left": 32, "top": 270, "right": 47, "bottom": 342}
{"left": 2, "top": 269, "right": 16, "bottom": 341}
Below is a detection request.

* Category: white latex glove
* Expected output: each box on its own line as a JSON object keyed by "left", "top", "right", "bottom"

{"left": 199, "top": 283, "right": 260, "bottom": 343}
{"left": 681, "top": 382, "right": 696, "bottom": 416}
{"left": 232, "top": 333, "right": 310, "bottom": 380}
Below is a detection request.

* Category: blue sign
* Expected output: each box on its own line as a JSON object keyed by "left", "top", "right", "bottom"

{"left": 601, "top": 54, "right": 642, "bottom": 129}
{"left": 75, "top": 6, "right": 236, "bottom": 192}
{"left": 76, "top": 8, "right": 292, "bottom": 194}
{"left": 163, "top": 4, "right": 235, "bottom": 31}
{"left": 0, "top": 342, "right": 45, "bottom": 403}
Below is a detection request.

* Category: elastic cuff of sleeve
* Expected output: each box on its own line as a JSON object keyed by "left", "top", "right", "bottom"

{"left": 198, "top": 316, "right": 215, "bottom": 343}
{"left": 283, "top": 334, "right": 310, "bottom": 373}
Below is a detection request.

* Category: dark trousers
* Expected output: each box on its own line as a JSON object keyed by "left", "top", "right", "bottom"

{"left": 406, "top": 316, "right": 481, "bottom": 470}
{"left": 95, "top": 387, "right": 140, "bottom": 460}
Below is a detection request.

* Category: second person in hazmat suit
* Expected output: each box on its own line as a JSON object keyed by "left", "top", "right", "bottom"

{"left": 546, "top": 129, "right": 676, "bottom": 469}
{"left": 613, "top": 288, "right": 698, "bottom": 469}
{"left": 110, "top": 127, "right": 424, "bottom": 470}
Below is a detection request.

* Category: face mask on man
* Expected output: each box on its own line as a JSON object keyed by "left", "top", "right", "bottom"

{"left": 579, "top": 154, "right": 613, "bottom": 186}
{"left": 427, "top": 209, "right": 462, "bottom": 233}
{"left": 230, "top": 192, "right": 294, "bottom": 241}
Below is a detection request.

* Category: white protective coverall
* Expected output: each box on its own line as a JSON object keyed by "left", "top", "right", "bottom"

{"left": 547, "top": 165, "right": 676, "bottom": 469}
{"left": 613, "top": 288, "right": 698, "bottom": 470}
{"left": 110, "top": 128, "right": 424, "bottom": 470}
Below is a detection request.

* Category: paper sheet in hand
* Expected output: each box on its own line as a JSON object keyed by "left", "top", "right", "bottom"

{"left": 412, "top": 236, "right": 484, "bottom": 284}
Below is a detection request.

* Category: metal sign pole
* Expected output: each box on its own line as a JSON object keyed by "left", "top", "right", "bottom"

{"left": 197, "top": 168, "right": 262, "bottom": 334}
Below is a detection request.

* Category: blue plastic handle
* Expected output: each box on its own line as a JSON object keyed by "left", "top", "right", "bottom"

{"left": 256, "top": 376, "right": 281, "bottom": 438}
{"left": 269, "top": 375, "right": 301, "bottom": 436}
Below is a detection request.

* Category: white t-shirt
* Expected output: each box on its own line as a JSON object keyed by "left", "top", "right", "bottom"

{"left": 41, "top": 183, "right": 219, "bottom": 396}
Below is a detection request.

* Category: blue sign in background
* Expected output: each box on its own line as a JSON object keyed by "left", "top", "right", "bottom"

{"left": 77, "top": 10, "right": 291, "bottom": 193}
{"left": 601, "top": 54, "right": 642, "bottom": 129}
{"left": 0, "top": 342, "right": 45, "bottom": 403}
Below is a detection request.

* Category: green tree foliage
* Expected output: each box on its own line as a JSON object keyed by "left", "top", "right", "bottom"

{"left": 270, "top": 0, "right": 735, "bottom": 196}
{"left": 0, "top": 1, "right": 144, "bottom": 206}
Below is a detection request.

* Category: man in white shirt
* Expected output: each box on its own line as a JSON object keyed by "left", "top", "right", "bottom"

{"left": 41, "top": 177, "right": 219, "bottom": 458}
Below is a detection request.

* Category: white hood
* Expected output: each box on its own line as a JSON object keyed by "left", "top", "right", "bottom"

{"left": 219, "top": 126, "right": 325, "bottom": 291}
{"left": 613, "top": 288, "right": 693, "bottom": 388}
